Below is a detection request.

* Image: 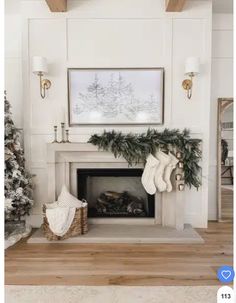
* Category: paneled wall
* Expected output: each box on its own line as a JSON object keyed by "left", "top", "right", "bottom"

{"left": 208, "top": 13, "right": 233, "bottom": 220}
{"left": 11, "top": 0, "right": 212, "bottom": 227}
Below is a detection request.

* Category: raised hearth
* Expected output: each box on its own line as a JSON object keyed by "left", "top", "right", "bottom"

{"left": 28, "top": 224, "right": 203, "bottom": 244}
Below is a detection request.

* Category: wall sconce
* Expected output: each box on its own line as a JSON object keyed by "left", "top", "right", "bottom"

{"left": 32, "top": 56, "right": 51, "bottom": 99}
{"left": 182, "top": 57, "right": 199, "bottom": 99}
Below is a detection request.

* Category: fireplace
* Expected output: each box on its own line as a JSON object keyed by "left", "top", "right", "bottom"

{"left": 47, "top": 143, "right": 185, "bottom": 229}
{"left": 77, "top": 168, "right": 155, "bottom": 218}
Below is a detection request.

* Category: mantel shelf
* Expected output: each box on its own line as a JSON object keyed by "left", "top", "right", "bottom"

{"left": 47, "top": 142, "right": 100, "bottom": 152}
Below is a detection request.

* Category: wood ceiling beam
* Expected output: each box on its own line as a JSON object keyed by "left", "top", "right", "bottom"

{"left": 45, "top": 0, "right": 67, "bottom": 12}
{"left": 165, "top": 0, "right": 187, "bottom": 12}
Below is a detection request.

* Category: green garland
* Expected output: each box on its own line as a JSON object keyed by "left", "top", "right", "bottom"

{"left": 88, "top": 129, "right": 202, "bottom": 189}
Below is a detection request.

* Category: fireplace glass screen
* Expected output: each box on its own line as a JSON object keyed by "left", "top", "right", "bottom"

{"left": 77, "top": 169, "right": 155, "bottom": 218}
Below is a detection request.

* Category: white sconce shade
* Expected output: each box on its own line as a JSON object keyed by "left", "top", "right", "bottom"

{"left": 184, "top": 57, "right": 200, "bottom": 75}
{"left": 32, "top": 56, "right": 51, "bottom": 99}
{"left": 32, "top": 56, "right": 48, "bottom": 74}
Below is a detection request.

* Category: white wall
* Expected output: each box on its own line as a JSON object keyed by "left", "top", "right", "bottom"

{"left": 5, "top": 0, "right": 23, "bottom": 128}
{"left": 6, "top": 0, "right": 213, "bottom": 227}
{"left": 208, "top": 13, "right": 233, "bottom": 220}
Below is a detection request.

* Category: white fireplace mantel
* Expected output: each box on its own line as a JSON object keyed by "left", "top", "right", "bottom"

{"left": 47, "top": 143, "right": 185, "bottom": 230}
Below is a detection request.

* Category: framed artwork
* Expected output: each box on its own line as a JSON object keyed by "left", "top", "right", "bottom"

{"left": 68, "top": 68, "right": 164, "bottom": 125}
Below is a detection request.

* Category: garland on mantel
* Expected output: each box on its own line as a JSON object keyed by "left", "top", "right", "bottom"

{"left": 88, "top": 129, "right": 202, "bottom": 189}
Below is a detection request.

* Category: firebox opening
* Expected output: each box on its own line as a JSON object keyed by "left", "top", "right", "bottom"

{"left": 77, "top": 169, "right": 155, "bottom": 218}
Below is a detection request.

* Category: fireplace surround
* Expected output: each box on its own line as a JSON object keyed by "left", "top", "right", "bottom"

{"left": 47, "top": 143, "right": 185, "bottom": 230}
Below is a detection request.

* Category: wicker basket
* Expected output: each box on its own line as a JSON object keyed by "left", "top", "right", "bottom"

{"left": 81, "top": 205, "right": 88, "bottom": 234}
{"left": 42, "top": 204, "right": 88, "bottom": 241}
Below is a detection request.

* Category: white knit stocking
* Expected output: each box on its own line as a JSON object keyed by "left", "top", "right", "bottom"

{"left": 141, "top": 154, "right": 160, "bottom": 195}
{"left": 163, "top": 153, "right": 179, "bottom": 192}
{"left": 154, "top": 151, "right": 171, "bottom": 192}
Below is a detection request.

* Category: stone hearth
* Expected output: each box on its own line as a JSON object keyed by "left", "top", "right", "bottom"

{"left": 28, "top": 224, "right": 203, "bottom": 244}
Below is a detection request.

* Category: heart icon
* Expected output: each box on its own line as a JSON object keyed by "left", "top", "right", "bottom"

{"left": 221, "top": 270, "right": 231, "bottom": 279}
{"left": 217, "top": 266, "right": 234, "bottom": 283}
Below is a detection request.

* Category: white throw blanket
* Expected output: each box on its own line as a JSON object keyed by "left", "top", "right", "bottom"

{"left": 45, "top": 185, "right": 84, "bottom": 237}
{"left": 46, "top": 207, "right": 76, "bottom": 237}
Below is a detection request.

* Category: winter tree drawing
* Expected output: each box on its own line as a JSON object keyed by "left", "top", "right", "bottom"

{"left": 69, "top": 69, "right": 163, "bottom": 124}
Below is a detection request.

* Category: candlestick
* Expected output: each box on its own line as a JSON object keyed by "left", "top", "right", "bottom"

{"left": 65, "top": 129, "right": 70, "bottom": 143}
{"left": 52, "top": 126, "right": 58, "bottom": 143}
{"left": 60, "top": 122, "right": 66, "bottom": 143}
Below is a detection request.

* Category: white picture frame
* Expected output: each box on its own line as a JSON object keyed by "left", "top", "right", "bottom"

{"left": 68, "top": 68, "right": 164, "bottom": 125}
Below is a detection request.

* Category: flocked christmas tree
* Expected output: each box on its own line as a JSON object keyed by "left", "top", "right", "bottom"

{"left": 5, "top": 92, "right": 34, "bottom": 221}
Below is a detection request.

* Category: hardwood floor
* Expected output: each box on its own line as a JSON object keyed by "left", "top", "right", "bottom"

{"left": 5, "top": 222, "right": 233, "bottom": 286}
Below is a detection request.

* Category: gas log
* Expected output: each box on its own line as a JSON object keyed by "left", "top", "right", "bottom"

{"left": 96, "top": 191, "right": 146, "bottom": 216}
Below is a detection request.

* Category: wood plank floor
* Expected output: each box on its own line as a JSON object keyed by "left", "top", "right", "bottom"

{"left": 5, "top": 222, "right": 233, "bottom": 286}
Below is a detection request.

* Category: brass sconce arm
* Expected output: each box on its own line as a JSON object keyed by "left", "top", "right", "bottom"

{"left": 182, "top": 57, "right": 199, "bottom": 100}
{"left": 38, "top": 72, "right": 51, "bottom": 99}
{"left": 182, "top": 73, "right": 194, "bottom": 100}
